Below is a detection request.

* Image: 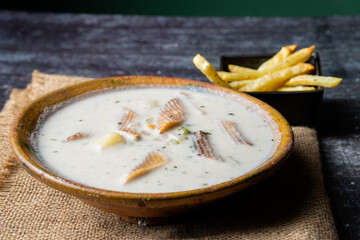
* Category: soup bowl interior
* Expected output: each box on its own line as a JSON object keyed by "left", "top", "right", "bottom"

{"left": 10, "top": 76, "right": 293, "bottom": 225}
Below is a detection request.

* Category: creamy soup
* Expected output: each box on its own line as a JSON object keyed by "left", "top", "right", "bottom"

{"left": 32, "top": 86, "right": 279, "bottom": 193}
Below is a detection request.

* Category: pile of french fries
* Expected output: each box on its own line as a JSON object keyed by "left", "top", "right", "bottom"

{"left": 193, "top": 45, "right": 342, "bottom": 92}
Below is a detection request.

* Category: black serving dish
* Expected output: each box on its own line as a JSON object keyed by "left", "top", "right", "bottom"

{"left": 220, "top": 53, "right": 323, "bottom": 127}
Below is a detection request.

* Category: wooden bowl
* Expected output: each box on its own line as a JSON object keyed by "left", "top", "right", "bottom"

{"left": 9, "top": 76, "right": 293, "bottom": 225}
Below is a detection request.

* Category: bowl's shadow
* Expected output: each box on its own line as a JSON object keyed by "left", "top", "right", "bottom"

{"left": 169, "top": 148, "right": 315, "bottom": 238}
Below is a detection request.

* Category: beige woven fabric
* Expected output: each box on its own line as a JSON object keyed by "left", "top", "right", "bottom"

{"left": 0, "top": 70, "right": 338, "bottom": 239}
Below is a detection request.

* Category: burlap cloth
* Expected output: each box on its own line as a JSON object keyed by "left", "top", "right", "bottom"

{"left": 0, "top": 70, "right": 337, "bottom": 239}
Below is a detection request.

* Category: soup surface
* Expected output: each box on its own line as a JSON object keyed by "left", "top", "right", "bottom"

{"left": 32, "top": 86, "right": 279, "bottom": 193}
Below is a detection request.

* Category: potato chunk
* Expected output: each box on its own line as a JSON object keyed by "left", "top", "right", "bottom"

{"left": 97, "top": 132, "right": 125, "bottom": 149}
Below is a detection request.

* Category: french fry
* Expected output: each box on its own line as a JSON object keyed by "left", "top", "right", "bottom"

{"left": 258, "top": 45, "right": 297, "bottom": 71}
{"left": 228, "top": 80, "right": 254, "bottom": 90}
{"left": 223, "top": 45, "right": 297, "bottom": 81}
{"left": 97, "top": 132, "right": 125, "bottom": 149}
{"left": 260, "top": 45, "right": 315, "bottom": 75}
{"left": 228, "top": 64, "right": 258, "bottom": 73}
{"left": 217, "top": 71, "right": 262, "bottom": 81}
{"left": 193, "top": 54, "right": 230, "bottom": 88}
{"left": 242, "top": 63, "right": 315, "bottom": 92}
{"left": 288, "top": 45, "right": 298, "bottom": 51}
{"left": 285, "top": 75, "right": 342, "bottom": 88}
{"left": 277, "top": 86, "right": 317, "bottom": 91}
{"left": 192, "top": 45, "right": 342, "bottom": 93}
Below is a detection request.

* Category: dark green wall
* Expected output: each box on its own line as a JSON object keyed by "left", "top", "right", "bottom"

{"left": 2, "top": 0, "right": 360, "bottom": 16}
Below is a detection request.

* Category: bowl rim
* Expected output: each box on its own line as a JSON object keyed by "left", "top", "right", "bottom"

{"left": 9, "top": 75, "right": 293, "bottom": 201}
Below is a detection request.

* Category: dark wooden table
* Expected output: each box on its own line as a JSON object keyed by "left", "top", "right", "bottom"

{"left": 0, "top": 11, "right": 359, "bottom": 239}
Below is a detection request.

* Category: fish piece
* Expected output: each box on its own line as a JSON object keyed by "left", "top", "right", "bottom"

{"left": 119, "top": 108, "right": 140, "bottom": 140}
{"left": 97, "top": 132, "right": 125, "bottom": 149}
{"left": 194, "top": 130, "right": 223, "bottom": 161}
{"left": 220, "top": 120, "right": 252, "bottom": 145}
{"left": 66, "top": 132, "right": 89, "bottom": 142}
{"left": 179, "top": 91, "right": 189, "bottom": 97}
{"left": 157, "top": 98, "right": 185, "bottom": 134}
{"left": 125, "top": 151, "right": 169, "bottom": 183}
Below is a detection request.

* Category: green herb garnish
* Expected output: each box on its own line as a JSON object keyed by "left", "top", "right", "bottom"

{"left": 177, "top": 126, "right": 190, "bottom": 135}
{"left": 145, "top": 118, "right": 152, "bottom": 124}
